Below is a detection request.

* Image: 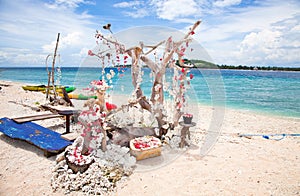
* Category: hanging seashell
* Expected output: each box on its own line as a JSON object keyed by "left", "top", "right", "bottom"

{"left": 103, "top": 23, "right": 113, "bottom": 34}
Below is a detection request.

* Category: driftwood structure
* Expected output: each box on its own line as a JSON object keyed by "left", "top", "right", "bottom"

{"left": 82, "top": 21, "right": 201, "bottom": 151}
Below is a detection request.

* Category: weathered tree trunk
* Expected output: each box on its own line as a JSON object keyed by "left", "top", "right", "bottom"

{"left": 101, "top": 127, "right": 107, "bottom": 151}
{"left": 95, "top": 89, "right": 106, "bottom": 112}
{"left": 127, "top": 48, "right": 151, "bottom": 111}
{"left": 109, "top": 126, "right": 156, "bottom": 147}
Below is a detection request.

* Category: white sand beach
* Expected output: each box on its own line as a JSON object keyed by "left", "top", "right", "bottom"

{"left": 0, "top": 80, "right": 299, "bottom": 195}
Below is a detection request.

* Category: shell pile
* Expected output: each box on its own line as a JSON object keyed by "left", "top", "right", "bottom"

{"left": 51, "top": 138, "right": 136, "bottom": 195}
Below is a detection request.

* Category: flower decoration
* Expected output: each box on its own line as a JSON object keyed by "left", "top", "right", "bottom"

{"left": 65, "top": 145, "right": 93, "bottom": 166}
{"left": 183, "top": 113, "right": 193, "bottom": 118}
{"left": 189, "top": 73, "right": 194, "bottom": 79}
{"left": 131, "top": 136, "right": 161, "bottom": 151}
{"left": 88, "top": 50, "right": 95, "bottom": 56}
{"left": 183, "top": 113, "right": 193, "bottom": 124}
{"left": 90, "top": 80, "right": 110, "bottom": 91}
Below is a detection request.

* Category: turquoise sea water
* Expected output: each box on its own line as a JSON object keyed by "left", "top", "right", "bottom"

{"left": 0, "top": 67, "right": 299, "bottom": 118}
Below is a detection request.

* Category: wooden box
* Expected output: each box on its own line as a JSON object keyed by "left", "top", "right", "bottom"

{"left": 129, "top": 136, "right": 162, "bottom": 161}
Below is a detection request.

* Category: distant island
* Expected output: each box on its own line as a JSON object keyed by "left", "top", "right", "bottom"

{"left": 114, "top": 59, "right": 300, "bottom": 71}
{"left": 187, "top": 59, "right": 300, "bottom": 71}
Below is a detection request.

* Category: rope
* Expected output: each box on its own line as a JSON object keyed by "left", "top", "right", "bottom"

{"left": 238, "top": 133, "right": 300, "bottom": 141}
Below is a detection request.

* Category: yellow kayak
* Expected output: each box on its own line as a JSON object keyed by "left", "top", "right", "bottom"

{"left": 22, "top": 85, "right": 76, "bottom": 93}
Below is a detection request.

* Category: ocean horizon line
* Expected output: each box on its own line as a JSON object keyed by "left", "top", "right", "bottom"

{"left": 1, "top": 65, "right": 300, "bottom": 71}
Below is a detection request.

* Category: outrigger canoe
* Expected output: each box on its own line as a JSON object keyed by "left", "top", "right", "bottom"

{"left": 66, "top": 94, "right": 97, "bottom": 100}
{"left": 22, "top": 85, "right": 76, "bottom": 93}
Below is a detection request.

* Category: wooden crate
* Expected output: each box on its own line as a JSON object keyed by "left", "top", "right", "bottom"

{"left": 129, "top": 138, "right": 162, "bottom": 161}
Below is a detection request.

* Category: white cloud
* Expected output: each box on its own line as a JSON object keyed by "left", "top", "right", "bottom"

{"left": 0, "top": 0, "right": 299, "bottom": 67}
{"left": 236, "top": 16, "right": 300, "bottom": 66}
{"left": 196, "top": 0, "right": 300, "bottom": 66}
{"left": 113, "top": 1, "right": 142, "bottom": 8}
{"left": 238, "top": 30, "right": 282, "bottom": 63}
{"left": 213, "top": 0, "right": 242, "bottom": 7}
{"left": 45, "top": 0, "right": 95, "bottom": 9}
{"left": 123, "top": 8, "right": 149, "bottom": 18}
{"left": 0, "top": 0, "right": 96, "bottom": 66}
{"left": 113, "top": 1, "right": 149, "bottom": 18}
{"left": 0, "top": 48, "right": 46, "bottom": 65}
{"left": 150, "top": 0, "right": 198, "bottom": 20}
{"left": 42, "top": 32, "right": 85, "bottom": 53}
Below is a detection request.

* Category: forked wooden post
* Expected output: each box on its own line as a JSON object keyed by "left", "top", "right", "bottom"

{"left": 51, "top": 33, "right": 60, "bottom": 99}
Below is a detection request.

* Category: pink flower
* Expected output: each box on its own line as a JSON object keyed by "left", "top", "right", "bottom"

{"left": 106, "top": 102, "right": 117, "bottom": 111}
{"left": 190, "top": 31, "right": 195, "bottom": 35}
{"left": 190, "top": 73, "right": 194, "bottom": 79}
{"left": 183, "top": 113, "right": 193, "bottom": 118}
{"left": 88, "top": 50, "right": 95, "bottom": 56}
{"left": 177, "top": 103, "right": 182, "bottom": 109}
{"left": 179, "top": 75, "right": 183, "bottom": 80}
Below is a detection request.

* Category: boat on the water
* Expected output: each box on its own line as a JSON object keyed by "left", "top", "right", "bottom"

{"left": 22, "top": 85, "right": 76, "bottom": 93}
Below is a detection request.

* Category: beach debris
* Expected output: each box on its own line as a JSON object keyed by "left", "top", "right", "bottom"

{"left": 238, "top": 133, "right": 300, "bottom": 141}
{"left": 0, "top": 83, "right": 11, "bottom": 87}
{"left": 48, "top": 95, "right": 73, "bottom": 107}
{"left": 8, "top": 100, "right": 42, "bottom": 112}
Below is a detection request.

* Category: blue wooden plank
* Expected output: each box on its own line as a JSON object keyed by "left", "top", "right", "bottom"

{"left": 0, "top": 117, "right": 72, "bottom": 152}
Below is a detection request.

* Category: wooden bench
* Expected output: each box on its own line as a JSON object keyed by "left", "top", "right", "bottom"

{"left": 12, "top": 113, "right": 63, "bottom": 123}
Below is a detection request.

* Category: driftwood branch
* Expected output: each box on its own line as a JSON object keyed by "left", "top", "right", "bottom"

{"left": 106, "top": 96, "right": 145, "bottom": 120}
{"left": 140, "top": 55, "right": 159, "bottom": 72}
{"left": 96, "top": 33, "right": 124, "bottom": 48}
{"left": 144, "top": 40, "right": 165, "bottom": 55}
{"left": 51, "top": 33, "right": 60, "bottom": 99}
{"left": 8, "top": 101, "right": 41, "bottom": 112}
{"left": 184, "top": 20, "right": 201, "bottom": 39}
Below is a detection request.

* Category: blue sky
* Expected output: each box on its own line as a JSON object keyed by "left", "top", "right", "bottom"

{"left": 0, "top": 0, "right": 299, "bottom": 67}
